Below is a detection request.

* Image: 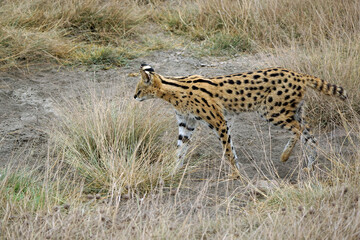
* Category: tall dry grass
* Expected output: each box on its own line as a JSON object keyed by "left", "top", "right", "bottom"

{"left": 1, "top": 84, "right": 359, "bottom": 239}
{"left": 1, "top": 0, "right": 360, "bottom": 238}
{"left": 152, "top": 0, "right": 360, "bottom": 124}
{"left": 153, "top": 0, "right": 360, "bottom": 48}
{"left": 0, "top": 0, "right": 148, "bottom": 69}
{"left": 1, "top": 108, "right": 359, "bottom": 239}
{"left": 51, "top": 92, "right": 180, "bottom": 194}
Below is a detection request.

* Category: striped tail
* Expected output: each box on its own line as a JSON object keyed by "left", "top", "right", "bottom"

{"left": 305, "top": 75, "right": 347, "bottom": 101}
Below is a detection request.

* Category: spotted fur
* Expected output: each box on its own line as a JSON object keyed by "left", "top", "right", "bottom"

{"left": 134, "top": 64, "right": 347, "bottom": 176}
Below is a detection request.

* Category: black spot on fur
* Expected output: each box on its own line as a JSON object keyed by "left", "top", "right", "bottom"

{"left": 200, "top": 88, "right": 213, "bottom": 97}
{"left": 201, "top": 98, "right": 210, "bottom": 107}
{"left": 270, "top": 73, "right": 279, "bottom": 77}
{"left": 179, "top": 123, "right": 186, "bottom": 127}
{"left": 271, "top": 112, "right": 280, "bottom": 117}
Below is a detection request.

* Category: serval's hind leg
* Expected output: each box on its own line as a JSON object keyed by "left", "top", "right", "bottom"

{"left": 259, "top": 99, "right": 302, "bottom": 163}
{"left": 295, "top": 105, "right": 317, "bottom": 170}
{"left": 281, "top": 132, "right": 300, "bottom": 163}
{"left": 281, "top": 100, "right": 318, "bottom": 168}
{"left": 300, "top": 128, "right": 317, "bottom": 169}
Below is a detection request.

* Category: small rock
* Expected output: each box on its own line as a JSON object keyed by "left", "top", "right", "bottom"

{"left": 253, "top": 180, "right": 278, "bottom": 194}
{"left": 308, "top": 208, "right": 315, "bottom": 215}
{"left": 86, "top": 194, "right": 94, "bottom": 200}
{"left": 122, "top": 194, "right": 130, "bottom": 200}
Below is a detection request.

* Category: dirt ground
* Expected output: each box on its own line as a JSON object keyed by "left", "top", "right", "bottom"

{"left": 0, "top": 50, "right": 350, "bottom": 182}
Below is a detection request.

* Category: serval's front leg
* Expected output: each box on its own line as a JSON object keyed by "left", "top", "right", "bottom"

{"left": 217, "top": 120, "right": 241, "bottom": 178}
{"left": 196, "top": 110, "right": 240, "bottom": 178}
{"left": 175, "top": 111, "right": 197, "bottom": 168}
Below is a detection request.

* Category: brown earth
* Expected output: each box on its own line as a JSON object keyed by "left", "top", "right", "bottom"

{"left": 0, "top": 50, "right": 351, "bottom": 182}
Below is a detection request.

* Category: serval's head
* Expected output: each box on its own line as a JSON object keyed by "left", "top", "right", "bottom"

{"left": 134, "top": 64, "right": 161, "bottom": 101}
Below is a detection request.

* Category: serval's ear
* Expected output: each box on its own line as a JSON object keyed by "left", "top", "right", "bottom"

{"left": 140, "top": 63, "right": 155, "bottom": 84}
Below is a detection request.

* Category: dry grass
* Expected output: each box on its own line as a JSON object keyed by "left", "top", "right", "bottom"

{"left": 51, "top": 92, "right": 180, "bottom": 194}
{"left": 1, "top": 0, "right": 360, "bottom": 238}
{"left": 1, "top": 108, "right": 359, "bottom": 238}
{"left": 153, "top": 0, "right": 359, "bottom": 47}
{"left": 1, "top": 84, "right": 359, "bottom": 239}
{"left": 1, "top": 0, "right": 359, "bottom": 119}
{"left": 150, "top": 0, "right": 360, "bottom": 124}
{"left": 0, "top": 0, "right": 148, "bottom": 69}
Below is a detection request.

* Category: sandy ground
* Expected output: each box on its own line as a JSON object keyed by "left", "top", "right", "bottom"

{"left": 0, "top": 50, "right": 351, "bottom": 183}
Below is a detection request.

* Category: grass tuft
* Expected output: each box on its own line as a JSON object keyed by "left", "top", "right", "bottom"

{"left": 203, "top": 33, "right": 252, "bottom": 56}
{"left": 52, "top": 94, "right": 178, "bottom": 194}
{"left": 71, "top": 45, "right": 134, "bottom": 68}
